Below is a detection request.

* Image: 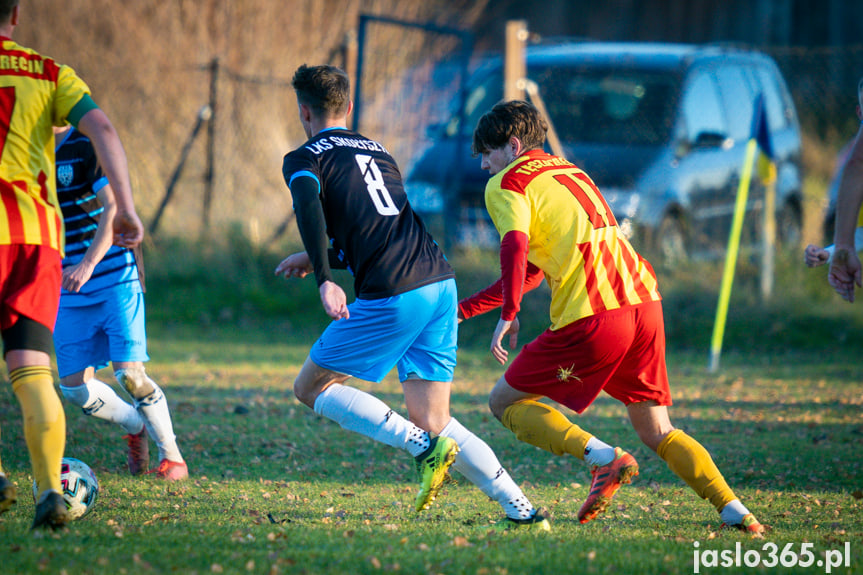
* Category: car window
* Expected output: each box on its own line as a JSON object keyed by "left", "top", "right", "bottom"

{"left": 451, "top": 64, "right": 680, "bottom": 147}
{"left": 533, "top": 67, "right": 679, "bottom": 146}
{"left": 715, "top": 65, "right": 755, "bottom": 141}
{"left": 754, "top": 66, "right": 789, "bottom": 131}
{"left": 450, "top": 70, "right": 504, "bottom": 137}
{"left": 681, "top": 71, "right": 725, "bottom": 142}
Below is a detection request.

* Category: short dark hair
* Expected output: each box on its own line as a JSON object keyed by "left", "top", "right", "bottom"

{"left": 291, "top": 64, "right": 350, "bottom": 119}
{"left": 0, "top": 0, "right": 18, "bottom": 22}
{"left": 472, "top": 100, "right": 547, "bottom": 156}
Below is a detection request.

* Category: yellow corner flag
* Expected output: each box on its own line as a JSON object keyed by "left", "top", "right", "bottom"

{"left": 709, "top": 94, "right": 774, "bottom": 373}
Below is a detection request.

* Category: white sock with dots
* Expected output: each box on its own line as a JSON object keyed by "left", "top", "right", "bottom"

{"left": 60, "top": 379, "right": 143, "bottom": 435}
{"left": 116, "top": 369, "right": 183, "bottom": 463}
{"left": 313, "top": 384, "right": 430, "bottom": 457}
{"left": 439, "top": 417, "right": 536, "bottom": 520}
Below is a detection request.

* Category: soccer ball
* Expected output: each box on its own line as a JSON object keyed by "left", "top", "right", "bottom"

{"left": 32, "top": 457, "right": 99, "bottom": 519}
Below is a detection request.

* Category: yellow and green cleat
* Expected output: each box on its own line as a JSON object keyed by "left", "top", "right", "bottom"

{"left": 414, "top": 436, "right": 459, "bottom": 512}
{"left": 488, "top": 512, "right": 551, "bottom": 533}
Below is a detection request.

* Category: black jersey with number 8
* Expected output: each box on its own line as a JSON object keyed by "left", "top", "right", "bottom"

{"left": 282, "top": 128, "right": 454, "bottom": 300}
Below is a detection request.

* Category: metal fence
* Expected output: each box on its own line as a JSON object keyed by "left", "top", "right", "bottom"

{"left": 146, "top": 16, "right": 475, "bottom": 245}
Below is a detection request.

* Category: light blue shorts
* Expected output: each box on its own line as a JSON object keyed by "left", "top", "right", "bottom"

{"left": 310, "top": 278, "right": 458, "bottom": 383}
{"left": 53, "top": 291, "right": 149, "bottom": 377}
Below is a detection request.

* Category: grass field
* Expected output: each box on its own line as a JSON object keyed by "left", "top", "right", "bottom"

{"left": 1, "top": 242, "right": 862, "bottom": 574}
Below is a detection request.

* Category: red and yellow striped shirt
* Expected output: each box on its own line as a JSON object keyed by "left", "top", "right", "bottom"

{"left": 486, "top": 149, "right": 661, "bottom": 330}
{"left": 0, "top": 37, "right": 91, "bottom": 253}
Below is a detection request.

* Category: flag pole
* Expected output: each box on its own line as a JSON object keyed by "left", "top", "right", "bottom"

{"left": 709, "top": 138, "right": 758, "bottom": 373}
{"left": 760, "top": 153, "right": 778, "bottom": 302}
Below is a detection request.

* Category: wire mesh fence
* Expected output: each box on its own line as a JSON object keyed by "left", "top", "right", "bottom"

{"left": 769, "top": 44, "right": 863, "bottom": 141}
{"left": 144, "top": 16, "right": 477, "bottom": 245}
{"left": 147, "top": 31, "right": 863, "bottom": 250}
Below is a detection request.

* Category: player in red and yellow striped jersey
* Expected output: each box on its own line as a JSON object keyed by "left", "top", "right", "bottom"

{"left": 460, "top": 100, "right": 765, "bottom": 535}
{"left": 0, "top": 0, "right": 143, "bottom": 531}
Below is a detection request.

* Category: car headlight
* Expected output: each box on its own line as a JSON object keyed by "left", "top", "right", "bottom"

{"left": 600, "top": 188, "right": 641, "bottom": 239}
{"left": 601, "top": 187, "right": 641, "bottom": 220}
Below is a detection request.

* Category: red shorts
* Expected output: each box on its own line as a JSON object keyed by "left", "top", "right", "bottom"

{"left": 0, "top": 244, "right": 62, "bottom": 332}
{"left": 505, "top": 300, "right": 672, "bottom": 413}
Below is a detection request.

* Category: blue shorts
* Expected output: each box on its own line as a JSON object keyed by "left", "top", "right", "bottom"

{"left": 53, "top": 290, "right": 149, "bottom": 377}
{"left": 310, "top": 278, "right": 458, "bottom": 383}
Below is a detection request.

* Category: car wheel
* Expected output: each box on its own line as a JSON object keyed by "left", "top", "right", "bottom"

{"left": 657, "top": 215, "right": 688, "bottom": 269}
{"left": 777, "top": 201, "right": 802, "bottom": 251}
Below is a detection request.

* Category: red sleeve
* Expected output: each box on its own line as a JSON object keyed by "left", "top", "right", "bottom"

{"left": 500, "top": 230, "right": 530, "bottom": 320}
{"left": 458, "top": 278, "right": 504, "bottom": 320}
{"left": 523, "top": 262, "right": 545, "bottom": 292}
{"left": 458, "top": 231, "right": 544, "bottom": 320}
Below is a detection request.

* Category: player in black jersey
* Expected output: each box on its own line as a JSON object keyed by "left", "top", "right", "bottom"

{"left": 277, "top": 64, "right": 548, "bottom": 529}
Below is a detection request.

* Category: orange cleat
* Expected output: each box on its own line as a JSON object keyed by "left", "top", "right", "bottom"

{"left": 578, "top": 447, "right": 639, "bottom": 524}
{"left": 123, "top": 427, "right": 150, "bottom": 475}
{"left": 721, "top": 513, "right": 767, "bottom": 537}
{"left": 148, "top": 459, "right": 188, "bottom": 481}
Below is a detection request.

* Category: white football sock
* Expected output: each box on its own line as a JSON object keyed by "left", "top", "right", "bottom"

{"left": 60, "top": 379, "right": 144, "bottom": 435}
{"left": 719, "top": 499, "right": 751, "bottom": 524}
{"left": 439, "top": 417, "right": 536, "bottom": 520}
{"left": 116, "top": 369, "right": 183, "bottom": 463}
{"left": 584, "top": 436, "right": 616, "bottom": 467}
{"left": 313, "top": 383, "right": 430, "bottom": 457}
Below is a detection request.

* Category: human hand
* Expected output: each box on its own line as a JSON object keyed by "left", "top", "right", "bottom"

{"left": 113, "top": 210, "right": 144, "bottom": 247}
{"left": 275, "top": 252, "right": 313, "bottom": 279}
{"left": 803, "top": 244, "right": 830, "bottom": 268}
{"left": 319, "top": 280, "right": 349, "bottom": 320}
{"left": 827, "top": 246, "right": 862, "bottom": 302}
{"left": 61, "top": 261, "right": 95, "bottom": 293}
{"left": 490, "top": 316, "right": 519, "bottom": 365}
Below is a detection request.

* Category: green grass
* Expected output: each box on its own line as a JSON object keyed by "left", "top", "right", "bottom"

{"left": 1, "top": 238, "right": 862, "bottom": 574}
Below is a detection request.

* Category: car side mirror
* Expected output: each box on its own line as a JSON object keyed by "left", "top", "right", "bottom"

{"left": 693, "top": 131, "right": 730, "bottom": 149}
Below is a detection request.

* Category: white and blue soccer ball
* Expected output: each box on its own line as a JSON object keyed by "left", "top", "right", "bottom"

{"left": 32, "top": 457, "right": 99, "bottom": 519}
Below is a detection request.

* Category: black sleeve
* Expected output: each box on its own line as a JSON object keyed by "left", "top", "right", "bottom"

{"left": 328, "top": 248, "right": 348, "bottom": 270}
{"left": 289, "top": 175, "right": 333, "bottom": 286}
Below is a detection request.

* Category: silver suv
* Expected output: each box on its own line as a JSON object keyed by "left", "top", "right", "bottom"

{"left": 406, "top": 42, "right": 803, "bottom": 265}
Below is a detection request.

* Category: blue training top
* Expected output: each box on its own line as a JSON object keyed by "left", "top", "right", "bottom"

{"left": 55, "top": 127, "right": 141, "bottom": 305}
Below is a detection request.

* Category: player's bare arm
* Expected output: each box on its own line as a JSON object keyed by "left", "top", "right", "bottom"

{"left": 62, "top": 185, "right": 117, "bottom": 293}
{"left": 275, "top": 251, "right": 313, "bottom": 279}
{"left": 76, "top": 108, "right": 143, "bottom": 248}
{"left": 804, "top": 244, "right": 831, "bottom": 267}
{"left": 319, "top": 280, "right": 349, "bottom": 320}
{"left": 829, "top": 119, "right": 863, "bottom": 301}
{"left": 490, "top": 317, "right": 519, "bottom": 365}
{"left": 828, "top": 248, "right": 862, "bottom": 302}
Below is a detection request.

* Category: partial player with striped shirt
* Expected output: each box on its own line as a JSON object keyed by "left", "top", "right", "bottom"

{"left": 53, "top": 125, "right": 188, "bottom": 482}
{"left": 459, "top": 100, "right": 765, "bottom": 535}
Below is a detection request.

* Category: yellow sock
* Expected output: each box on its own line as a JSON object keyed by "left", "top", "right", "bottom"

{"left": 657, "top": 429, "right": 736, "bottom": 512}
{"left": 502, "top": 399, "right": 593, "bottom": 459}
{"left": 11, "top": 366, "right": 65, "bottom": 497}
